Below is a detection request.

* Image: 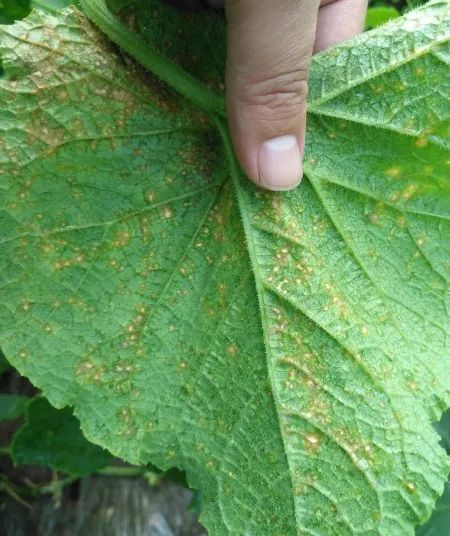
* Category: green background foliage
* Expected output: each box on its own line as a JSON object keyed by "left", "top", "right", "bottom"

{"left": 365, "top": 6, "right": 401, "bottom": 28}
{"left": 11, "top": 397, "right": 112, "bottom": 476}
{"left": 0, "top": 0, "right": 449, "bottom": 534}
{"left": 0, "top": 0, "right": 29, "bottom": 24}
{"left": 0, "top": 394, "right": 27, "bottom": 421}
{"left": 417, "top": 409, "right": 450, "bottom": 536}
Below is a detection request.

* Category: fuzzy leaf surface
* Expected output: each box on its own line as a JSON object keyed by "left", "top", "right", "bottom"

{"left": 0, "top": 2, "right": 449, "bottom": 534}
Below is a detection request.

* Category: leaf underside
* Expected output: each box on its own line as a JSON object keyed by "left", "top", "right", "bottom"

{"left": 0, "top": 1, "right": 449, "bottom": 534}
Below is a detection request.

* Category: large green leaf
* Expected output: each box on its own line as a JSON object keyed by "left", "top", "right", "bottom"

{"left": 0, "top": 1, "right": 449, "bottom": 534}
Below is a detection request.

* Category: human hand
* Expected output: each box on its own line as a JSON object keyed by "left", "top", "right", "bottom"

{"left": 205, "top": 0, "right": 367, "bottom": 190}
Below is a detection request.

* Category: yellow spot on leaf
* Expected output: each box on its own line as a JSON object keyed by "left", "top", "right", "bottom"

{"left": 415, "top": 137, "right": 428, "bottom": 148}
{"left": 401, "top": 184, "right": 418, "bottom": 201}
{"left": 303, "top": 433, "right": 321, "bottom": 452}
{"left": 386, "top": 166, "right": 401, "bottom": 178}
{"left": 407, "top": 380, "right": 417, "bottom": 391}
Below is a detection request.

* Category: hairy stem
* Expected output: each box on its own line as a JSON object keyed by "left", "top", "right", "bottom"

{"left": 79, "top": 0, "right": 225, "bottom": 116}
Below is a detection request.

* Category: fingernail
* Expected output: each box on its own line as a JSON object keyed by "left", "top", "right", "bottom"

{"left": 257, "top": 135, "right": 302, "bottom": 191}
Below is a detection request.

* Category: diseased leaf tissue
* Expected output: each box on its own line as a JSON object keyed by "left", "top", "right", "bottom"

{"left": 0, "top": 0, "right": 449, "bottom": 534}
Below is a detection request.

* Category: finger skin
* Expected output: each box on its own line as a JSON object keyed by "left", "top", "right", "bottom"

{"left": 226, "top": 0, "right": 321, "bottom": 190}
{"left": 315, "top": 0, "right": 368, "bottom": 52}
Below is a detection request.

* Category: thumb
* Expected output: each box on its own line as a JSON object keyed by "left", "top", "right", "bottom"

{"left": 226, "top": 0, "right": 320, "bottom": 191}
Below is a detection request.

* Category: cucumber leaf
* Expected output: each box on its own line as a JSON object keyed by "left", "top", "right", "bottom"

{"left": 0, "top": 1, "right": 449, "bottom": 534}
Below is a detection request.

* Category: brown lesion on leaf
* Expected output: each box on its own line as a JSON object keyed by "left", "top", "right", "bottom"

{"left": 111, "top": 230, "right": 132, "bottom": 248}
{"left": 386, "top": 166, "right": 401, "bottom": 179}
{"left": 400, "top": 183, "right": 419, "bottom": 202}
{"left": 76, "top": 359, "right": 105, "bottom": 384}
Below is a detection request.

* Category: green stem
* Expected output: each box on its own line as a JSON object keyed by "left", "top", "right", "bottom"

{"left": 95, "top": 465, "right": 148, "bottom": 477}
{"left": 37, "top": 474, "right": 79, "bottom": 495}
{"left": 79, "top": 0, "right": 225, "bottom": 117}
{"left": 0, "top": 480, "right": 32, "bottom": 509}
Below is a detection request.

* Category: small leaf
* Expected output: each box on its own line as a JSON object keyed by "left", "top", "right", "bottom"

{"left": 416, "top": 480, "right": 450, "bottom": 536}
{"left": 30, "top": 0, "right": 78, "bottom": 13}
{"left": 11, "top": 397, "right": 112, "bottom": 475}
{"left": 416, "top": 410, "right": 450, "bottom": 534}
{"left": 435, "top": 409, "right": 450, "bottom": 454}
{"left": 0, "top": 0, "right": 76, "bottom": 24}
{"left": 0, "top": 351, "right": 12, "bottom": 375}
{"left": 0, "top": 0, "right": 29, "bottom": 24}
{"left": 365, "top": 6, "right": 401, "bottom": 28}
{"left": 0, "top": 394, "right": 27, "bottom": 421}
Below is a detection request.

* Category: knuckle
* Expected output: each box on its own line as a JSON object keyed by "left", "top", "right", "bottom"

{"left": 239, "top": 67, "right": 308, "bottom": 120}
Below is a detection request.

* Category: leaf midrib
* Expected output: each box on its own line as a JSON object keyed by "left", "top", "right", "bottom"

{"left": 215, "top": 117, "right": 300, "bottom": 534}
